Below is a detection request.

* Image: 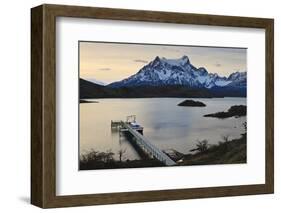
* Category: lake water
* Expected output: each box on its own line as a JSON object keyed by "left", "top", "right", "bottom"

{"left": 80, "top": 98, "right": 246, "bottom": 160}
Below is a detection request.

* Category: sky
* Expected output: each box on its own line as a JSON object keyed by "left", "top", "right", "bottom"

{"left": 80, "top": 41, "right": 247, "bottom": 84}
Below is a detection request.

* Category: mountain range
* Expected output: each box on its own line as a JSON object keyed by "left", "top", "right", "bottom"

{"left": 109, "top": 56, "right": 246, "bottom": 89}
{"left": 80, "top": 55, "right": 246, "bottom": 99}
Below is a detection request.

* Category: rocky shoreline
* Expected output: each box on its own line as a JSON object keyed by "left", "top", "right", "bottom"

{"left": 80, "top": 99, "right": 99, "bottom": 104}
{"left": 204, "top": 105, "right": 246, "bottom": 118}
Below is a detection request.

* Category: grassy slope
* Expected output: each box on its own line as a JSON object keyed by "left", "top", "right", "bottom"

{"left": 179, "top": 136, "right": 246, "bottom": 166}
{"left": 79, "top": 135, "right": 246, "bottom": 170}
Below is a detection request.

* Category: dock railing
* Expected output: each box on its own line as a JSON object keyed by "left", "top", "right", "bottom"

{"left": 120, "top": 121, "right": 176, "bottom": 166}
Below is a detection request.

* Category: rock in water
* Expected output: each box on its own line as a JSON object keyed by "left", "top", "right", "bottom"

{"left": 178, "top": 99, "right": 206, "bottom": 107}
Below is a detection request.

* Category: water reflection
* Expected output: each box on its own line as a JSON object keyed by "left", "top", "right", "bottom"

{"left": 80, "top": 98, "right": 246, "bottom": 161}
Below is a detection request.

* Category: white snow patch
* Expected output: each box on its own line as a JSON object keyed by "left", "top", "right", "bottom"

{"left": 215, "top": 80, "right": 232, "bottom": 86}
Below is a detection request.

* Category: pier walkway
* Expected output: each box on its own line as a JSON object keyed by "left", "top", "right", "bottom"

{"left": 111, "top": 120, "right": 176, "bottom": 166}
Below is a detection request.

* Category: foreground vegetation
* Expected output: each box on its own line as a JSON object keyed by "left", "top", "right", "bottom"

{"left": 80, "top": 123, "right": 247, "bottom": 169}
{"left": 80, "top": 136, "right": 246, "bottom": 169}
{"left": 179, "top": 135, "right": 246, "bottom": 166}
{"left": 79, "top": 150, "right": 163, "bottom": 170}
{"left": 179, "top": 123, "right": 247, "bottom": 165}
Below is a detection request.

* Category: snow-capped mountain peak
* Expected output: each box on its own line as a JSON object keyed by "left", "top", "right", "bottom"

{"left": 226, "top": 71, "right": 247, "bottom": 87}
{"left": 109, "top": 56, "right": 246, "bottom": 89}
{"left": 160, "top": 55, "right": 190, "bottom": 66}
{"left": 149, "top": 55, "right": 190, "bottom": 69}
{"left": 227, "top": 71, "right": 247, "bottom": 81}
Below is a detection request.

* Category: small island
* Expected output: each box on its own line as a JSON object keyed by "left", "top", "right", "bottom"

{"left": 204, "top": 105, "right": 246, "bottom": 118}
{"left": 178, "top": 99, "right": 206, "bottom": 107}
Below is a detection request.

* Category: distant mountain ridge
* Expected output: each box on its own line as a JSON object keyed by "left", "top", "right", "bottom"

{"left": 109, "top": 55, "right": 246, "bottom": 89}
{"left": 85, "top": 78, "right": 106, "bottom": 86}
{"left": 80, "top": 78, "right": 216, "bottom": 99}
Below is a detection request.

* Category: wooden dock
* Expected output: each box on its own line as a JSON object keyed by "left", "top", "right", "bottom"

{"left": 111, "top": 120, "right": 176, "bottom": 166}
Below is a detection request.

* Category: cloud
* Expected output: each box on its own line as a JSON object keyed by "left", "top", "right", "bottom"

{"left": 98, "top": 68, "right": 111, "bottom": 71}
{"left": 134, "top": 59, "right": 148, "bottom": 63}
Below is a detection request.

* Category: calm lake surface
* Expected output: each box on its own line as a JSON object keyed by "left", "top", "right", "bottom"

{"left": 80, "top": 98, "right": 246, "bottom": 160}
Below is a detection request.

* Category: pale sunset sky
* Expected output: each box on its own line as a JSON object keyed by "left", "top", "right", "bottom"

{"left": 79, "top": 42, "right": 247, "bottom": 84}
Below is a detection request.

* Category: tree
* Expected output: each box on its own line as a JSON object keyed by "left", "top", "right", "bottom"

{"left": 221, "top": 134, "right": 230, "bottom": 143}
{"left": 80, "top": 149, "right": 114, "bottom": 163}
{"left": 243, "top": 122, "right": 247, "bottom": 133}
{"left": 118, "top": 148, "right": 126, "bottom": 162}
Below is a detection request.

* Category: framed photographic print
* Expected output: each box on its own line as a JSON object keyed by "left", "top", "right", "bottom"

{"left": 31, "top": 4, "right": 274, "bottom": 208}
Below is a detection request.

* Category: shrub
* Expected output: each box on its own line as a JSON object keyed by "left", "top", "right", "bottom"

{"left": 190, "top": 139, "right": 209, "bottom": 153}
